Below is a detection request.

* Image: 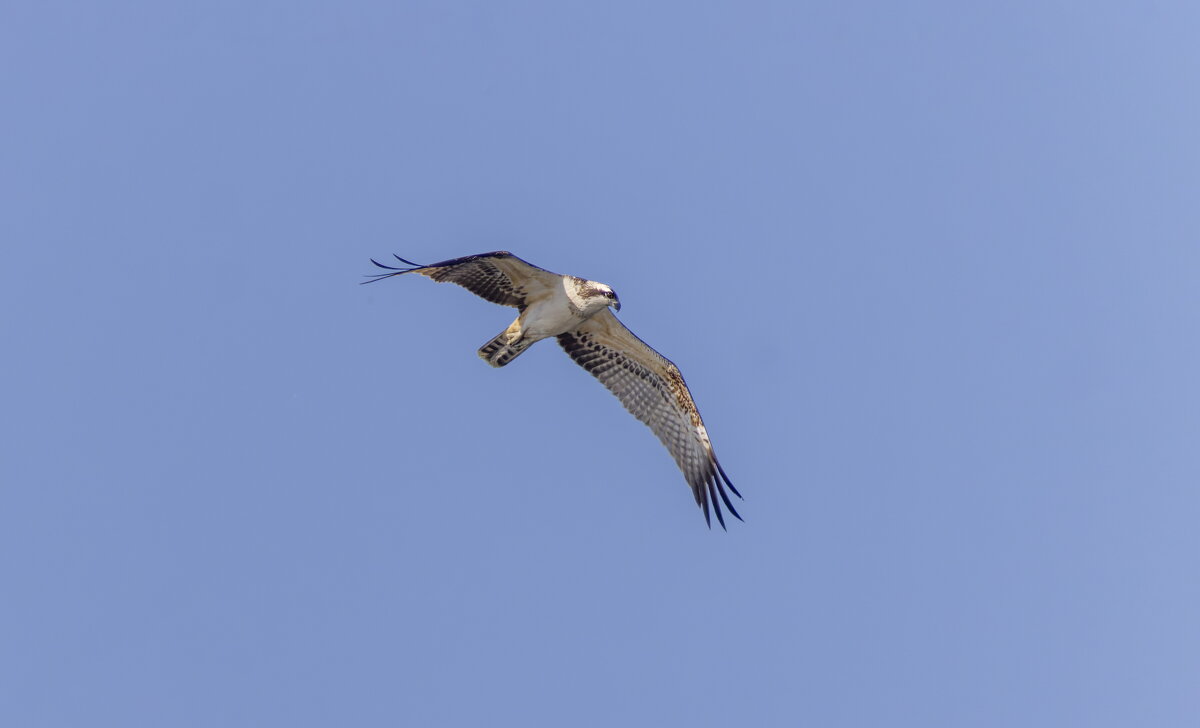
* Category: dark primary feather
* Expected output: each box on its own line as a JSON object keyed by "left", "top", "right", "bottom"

{"left": 362, "top": 251, "right": 556, "bottom": 308}
{"left": 360, "top": 254, "right": 428, "bottom": 283}
{"left": 557, "top": 310, "right": 742, "bottom": 529}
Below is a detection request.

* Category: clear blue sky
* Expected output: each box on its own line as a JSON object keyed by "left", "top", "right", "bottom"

{"left": 3, "top": 2, "right": 1198, "bottom": 726}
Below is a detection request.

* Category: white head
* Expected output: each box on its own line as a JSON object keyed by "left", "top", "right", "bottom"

{"left": 589, "top": 282, "right": 621, "bottom": 312}
{"left": 567, "top": 277, "right": 621, "bottom": 315}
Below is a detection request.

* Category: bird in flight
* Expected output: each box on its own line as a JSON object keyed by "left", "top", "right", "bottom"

{"left": 363, "top": 251, "right": 742, "bottom": 528}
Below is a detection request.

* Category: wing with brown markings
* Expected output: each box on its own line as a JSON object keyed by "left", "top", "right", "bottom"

{"left": 363, "top": 251, "right": 559, "bottom": 308}
{"left": 557, "top": 310, "right": 742, "bottom": 528}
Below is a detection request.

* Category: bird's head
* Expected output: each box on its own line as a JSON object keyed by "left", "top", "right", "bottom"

{"left": 569, "top": 277, "right": 622, "bottom": 315}
{"left": 592, "top": 283, "right": 621, "bottom": 312}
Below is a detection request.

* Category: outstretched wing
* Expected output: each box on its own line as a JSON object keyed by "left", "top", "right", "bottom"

{"left": 557, "top": 310, "right": 742, "bottom": 529}
{"left": 362, "top": 251, "right": 559, "bottom": 308}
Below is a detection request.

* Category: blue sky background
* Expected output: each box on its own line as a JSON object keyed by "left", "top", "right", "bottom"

{"left": 3, "top": 2, "right": 1198, "bottom": 726}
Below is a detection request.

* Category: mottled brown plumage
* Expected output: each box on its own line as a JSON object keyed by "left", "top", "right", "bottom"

{"left": 557, "top": 311, "right": 741, "bottom": 527}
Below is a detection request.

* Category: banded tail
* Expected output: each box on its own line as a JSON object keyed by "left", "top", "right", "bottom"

{"left": 478, "top": 331, "right": 533, "bottom": 367}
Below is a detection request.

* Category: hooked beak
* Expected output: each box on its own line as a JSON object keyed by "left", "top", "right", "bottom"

{"left": 612, "top": 298, "right": 621, "bottom": 312}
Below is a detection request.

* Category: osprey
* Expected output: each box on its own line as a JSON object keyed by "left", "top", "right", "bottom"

{"left": 363, "top": 251, "right": 742, "bottom": 528}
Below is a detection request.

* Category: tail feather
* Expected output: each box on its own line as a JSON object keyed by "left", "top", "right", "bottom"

{"left": 478, "top": 332, "right": 532, "bottom": 367}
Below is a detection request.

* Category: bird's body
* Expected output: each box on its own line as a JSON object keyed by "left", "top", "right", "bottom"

{"left": 481, "top": 275, "right": 617, "bottom": 366}
{"left": 518, "top": 284, "right": 580, "bottom": 339}
{"left": 364, "top": 251, "right": 742, "bottom": 528}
